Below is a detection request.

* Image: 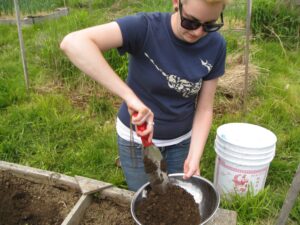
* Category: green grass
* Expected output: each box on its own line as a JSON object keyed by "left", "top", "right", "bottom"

{"left": 0, "top": 0, "right": 299, "bottom": 224}
{"left": 251, "top": 0, "right": 300, "bottom": 48}
{"left": 0, "top": 0, "right": 65, "bottom": 15}
{"left": 0, "top": 93, "right": 123, "bottom": 185}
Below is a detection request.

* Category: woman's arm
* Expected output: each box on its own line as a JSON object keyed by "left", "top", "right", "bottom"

{"left": 60, "top": 22, "right": 130, "bottom": 98}
{"left": 183, "top": 78, "right": 218, "bottom": 179}
{"left": 60, "top": 22, "right": 154, "bottom": 139}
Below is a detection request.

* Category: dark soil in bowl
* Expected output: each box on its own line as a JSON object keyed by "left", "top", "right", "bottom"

{"left": 80, "top": 196, "right": 135, "bottom": 225}
{"left": 136, "top": 185, "right": 201, "bottom": 225}
{"left": 136, "top": 157, "right": 201, "bottom": 225}
{"left": 0, "top": 170, "right": 80, "bottom": 225}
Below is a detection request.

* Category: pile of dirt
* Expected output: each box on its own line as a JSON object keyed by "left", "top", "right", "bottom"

{"left": 0, "top": 170, "right": 80, "bottom": 225}
{"left": 214, "top": 53, "right": 260, "bottom": 115}
{"left": 80, "top": 196, "right": 134, "bottom": 225}
{"left": 218, "top": 53, "right": 259, "bottom": 98}
{"left": 135, "top": 156, "right": 201, "bottom": 225}
{"left": 135, "top": 184, "right": 201, "bottom": 225}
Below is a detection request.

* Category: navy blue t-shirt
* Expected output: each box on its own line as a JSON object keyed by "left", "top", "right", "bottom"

{"left": 116, "top": 12, "right": 226, "bottom": 140}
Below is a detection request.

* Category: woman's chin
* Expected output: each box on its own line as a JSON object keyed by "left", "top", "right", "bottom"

{"left": 183, "top": 33, "right": 206, "bottom": 43}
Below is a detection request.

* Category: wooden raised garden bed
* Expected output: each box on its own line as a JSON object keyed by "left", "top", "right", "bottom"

{"left": 0, "top": 161, "right": 134, "bottom": 225}
{"left": 0, "top": 161, "right": 80, "bottom": 225}
{"left": 0, "top": 161, "right": 236, "bottom": 225}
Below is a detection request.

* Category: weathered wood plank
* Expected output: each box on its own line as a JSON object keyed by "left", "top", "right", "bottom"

{"left": 61, "top": 194, "right": 92, "bottom": 225}
{"left": 75, "top": 175, "right": 113, "bottom": 195}
{"left": 276, "top": 164, "right": 300, "bottom": 225}
{"left": 0, "top": 160, "right": 79, "bottom": 191}
{"left": 207, "top": 208, "right": 237, "bottom": 225}
{"left": 74, "top": 176, "right": 134, "bottom": 207}
{"left": 96, "top": 183, "right": 134, "bottom": 207}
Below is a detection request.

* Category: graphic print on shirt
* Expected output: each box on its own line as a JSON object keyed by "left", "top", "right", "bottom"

{"left": 144, "top": 52, "right": 202, "bottom": 98}
{"left": 200, "top": 59, "right": 213, "bottom": 73}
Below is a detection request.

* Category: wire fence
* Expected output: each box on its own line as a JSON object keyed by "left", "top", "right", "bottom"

{"left": 1, "top": 0, "right": 299, "bottom": 95}
{"left": 0, "top": 0, "right": 253, "bottom": 99}
{"left": 0, "top": 0, "right": 65, "bottom": 15}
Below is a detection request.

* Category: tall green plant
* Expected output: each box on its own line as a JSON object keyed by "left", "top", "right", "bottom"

{"left": 252, "top": 0, "right": 300, "bottom": 47}
{"left": 225, "top": 0, "right": 247, "bottom": 22}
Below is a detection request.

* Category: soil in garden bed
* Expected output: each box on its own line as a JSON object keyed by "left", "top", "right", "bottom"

{"left": 80, "top": 196, "right": 135, "bottom": 225}
{"left": 0, "top": 170, "right": 80, "bottom": 225}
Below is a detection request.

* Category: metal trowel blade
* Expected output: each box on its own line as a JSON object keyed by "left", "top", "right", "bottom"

{"left": 143, "top": 145, "right": 169, "bottom": 194}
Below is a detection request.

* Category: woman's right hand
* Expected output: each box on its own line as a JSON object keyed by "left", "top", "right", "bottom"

{"left": 126, "top": 97, "right": 154, "bottom": 142}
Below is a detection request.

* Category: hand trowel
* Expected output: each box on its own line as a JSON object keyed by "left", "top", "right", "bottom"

{"left": 133, "top": 113, "right": 169, "bottom": 194}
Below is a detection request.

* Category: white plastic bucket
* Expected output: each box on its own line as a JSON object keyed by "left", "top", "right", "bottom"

{"left": 213, "top": 123, "right": 277, "bottom": 196}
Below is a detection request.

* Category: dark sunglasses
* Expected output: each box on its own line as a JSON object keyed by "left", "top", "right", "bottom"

{"left": 178, "top": 0, "right": 224, "bottom": 32}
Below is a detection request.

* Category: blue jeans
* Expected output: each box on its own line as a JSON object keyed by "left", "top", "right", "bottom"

{"left": 117, "top": 135, "right": 190, "bottom": 191}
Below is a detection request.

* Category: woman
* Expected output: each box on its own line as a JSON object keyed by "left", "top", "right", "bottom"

{"left": 60, "top": 0, "right": 228, "bottom": 191}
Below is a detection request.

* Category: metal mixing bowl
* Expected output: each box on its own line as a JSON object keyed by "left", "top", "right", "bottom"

{"left": 131, "top": 173, "right": 220, "bottom": 225}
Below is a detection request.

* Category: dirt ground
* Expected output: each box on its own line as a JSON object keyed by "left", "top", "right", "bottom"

{"left": 0, "top": 170, "right": 80, "bottom": 225}
{"left": 80, "top": 196, "right": 135, "bottom": 225}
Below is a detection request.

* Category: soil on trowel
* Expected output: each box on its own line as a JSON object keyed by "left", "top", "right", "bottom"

{"left": 143, "top": 155, "right": 169, "bottom": 194}
{"left": 160, "top": 159, "right": 167, "bottom": 172}
{"left": 139, "top": 156, "right": 201, "bottom": 225}
{"left": 80, "top": 196, "right": 135, "bottom": 225}
{"left": 0, "top": 170, "right": 80, "bottom": 225}
{"left": 143, "top": 155, "right": 158, "bottom": 174}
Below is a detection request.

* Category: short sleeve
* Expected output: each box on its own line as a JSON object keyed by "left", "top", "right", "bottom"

{"left": 116, "top": 13, "right": 148, "bottom": 55}
{"left": 203, "top": 38, "right": 226, "bottom": 80}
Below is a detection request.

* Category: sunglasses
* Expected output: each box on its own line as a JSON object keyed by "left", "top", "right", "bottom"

{"left": 178, "top": 0, "right": 224, "bottom": 32}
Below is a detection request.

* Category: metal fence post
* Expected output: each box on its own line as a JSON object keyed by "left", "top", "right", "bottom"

{"left": 13, "top": 0, "right": 29, "bottom": 90}
{"left": 243, "top": 0, "right": 252, "bottom": 114}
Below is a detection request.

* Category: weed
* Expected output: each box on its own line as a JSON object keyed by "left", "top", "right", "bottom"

{"left": 252, "top": 0, "right": 300, "bottom": 48}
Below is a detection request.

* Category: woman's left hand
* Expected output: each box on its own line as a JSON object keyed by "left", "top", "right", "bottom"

{"left": 183, "top": 157, "right": 200, "bottom": 179}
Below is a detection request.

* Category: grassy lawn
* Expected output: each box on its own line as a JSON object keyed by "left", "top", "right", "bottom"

{"left": 0, "top": 0, "right": 299, "bottom": 224}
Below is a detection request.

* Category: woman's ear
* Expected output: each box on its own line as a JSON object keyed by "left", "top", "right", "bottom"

{"left": 172, "top": 0, "right": 179, "bottom": 12}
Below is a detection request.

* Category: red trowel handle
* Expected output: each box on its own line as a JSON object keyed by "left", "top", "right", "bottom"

{"left": 132, "top": 112, "right": 153, "bottom": 147}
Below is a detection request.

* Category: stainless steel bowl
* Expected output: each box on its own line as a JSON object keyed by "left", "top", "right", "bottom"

{"left": 131, "top": 173, "right": 220, "bottom": 225}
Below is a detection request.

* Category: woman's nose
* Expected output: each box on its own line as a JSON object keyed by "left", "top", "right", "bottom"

{"left": 191, "top": 25, "right": 206, "bottom": 36}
